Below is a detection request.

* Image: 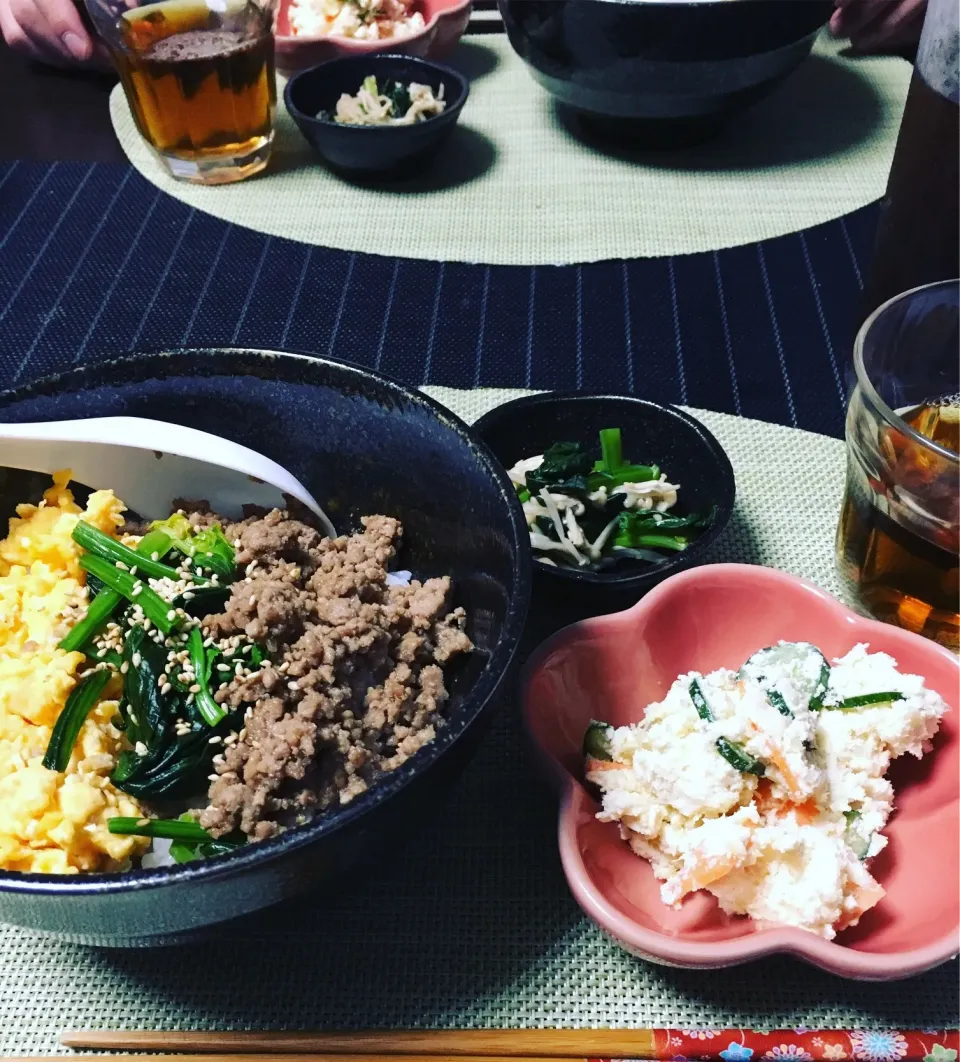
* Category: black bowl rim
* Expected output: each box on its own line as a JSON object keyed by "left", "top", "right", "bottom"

{"left": 0, "top": 346, "right": 531, "bottom": 900}
{"left": 472, "top": 391, "right": 736, "bottom": 588}
{"left": 284, "top": 53, "right": 470, "bottom": 132}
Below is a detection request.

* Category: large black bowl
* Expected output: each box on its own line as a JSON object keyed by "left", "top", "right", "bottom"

{"left": 0, "top": 349, "right": 530, "bottom": 944}
{"left": 499, "top": 0, "right": 835, "bottom": 141}
{"left": 473, "top": 392, "right": 735, "bottom": 612}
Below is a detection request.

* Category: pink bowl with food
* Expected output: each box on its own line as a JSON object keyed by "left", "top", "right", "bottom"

{"left": 275, "top": 0, "right": 472, "bottom": 76}
{"left": 522, "top": 563, "right": 960, "bottom": 980}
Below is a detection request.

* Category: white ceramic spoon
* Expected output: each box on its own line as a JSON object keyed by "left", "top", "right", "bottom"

{"left": 0, "top": 416, "right": 336, "bottom": 536}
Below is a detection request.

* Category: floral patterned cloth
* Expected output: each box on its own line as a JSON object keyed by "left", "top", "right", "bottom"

{"left": 588, "top": 1029, "right": 958, "bottom": 1062}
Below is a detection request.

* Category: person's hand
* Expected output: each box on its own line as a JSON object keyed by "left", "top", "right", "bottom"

{"left": 830, "top": 0, "right": 927, "bottom": 52}
{"left": 0, "top": 0, "right": 108, "bottom": 67}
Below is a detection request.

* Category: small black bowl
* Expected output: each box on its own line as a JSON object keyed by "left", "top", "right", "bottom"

{"left": 284, "top": 54, "right": 469, "bottom": 179}
{"left": 473, "top": 393, "right": 735, "bottom": 611}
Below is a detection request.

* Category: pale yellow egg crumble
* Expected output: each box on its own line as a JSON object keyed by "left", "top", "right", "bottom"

{"left": 0, "top": 471, "right": 148, "bottom": 873}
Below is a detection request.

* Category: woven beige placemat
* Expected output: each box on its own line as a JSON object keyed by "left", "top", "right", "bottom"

{"left": 109, "top": 35, "right": 909, "bottom": 266}
{"left": 1, "top": 393, "right": 956, "bottom": 1053}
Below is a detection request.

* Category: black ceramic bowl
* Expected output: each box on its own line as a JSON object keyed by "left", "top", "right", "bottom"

{"left": 0, "top": 348, "right": 529, "bottom": 945}
{"left": 284, "top": 54, "right": 469, "bottom": 179}
{"left": 499, "top": 0, "right": 834, "bottom": 141}
{"left": 473, "top": 393, "right": 735, "bottom": 610}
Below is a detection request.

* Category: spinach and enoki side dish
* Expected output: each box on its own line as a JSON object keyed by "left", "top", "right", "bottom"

{"left": 328, "top": 75, "right": 447, "bottom": 126}
{"left": 44, "top": 500, "right": 472, "bottom": 870}
{"left": 507, "top": 428, "right": 714, "bottom": 570}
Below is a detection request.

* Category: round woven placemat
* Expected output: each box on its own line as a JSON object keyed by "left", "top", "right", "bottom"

{"left": 109, "top": 35, "right": 909, "bottom": 265}
{"left": 1, "top": 392, "right": 956, "bottom": 1054}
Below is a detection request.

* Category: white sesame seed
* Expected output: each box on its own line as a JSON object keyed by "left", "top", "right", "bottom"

{"left": 115, "top": 561, "right": 129, "bottom": 572}
{"left": 166, "top": 609, "right": 176, "bottom": 621}
{"left": 207, "top": 736, "right": 222, "bottom": 745}
{"left": 161, "top": 683, "right": 172, "bottom": 695}
{"left": 130, "top": 566, "right": 138, "bottom": 576}
{"left": 120, "top": 661, "right": 129, "bottom": 674}
{"left": 217, "top": 664, "right": 231, "bottom": 673}
{"left": 132, "top": 652, "right": 142, "bottom": 668}
{"left": 128, "top": 710, "right": 139, "bottom": 725}
{"left": 189, "top": 683, "right": 201, "bottom": 694}
{"left": 249, "top": 595, "right": 257, "bottom": 607}
{"left": 207, "top": 773, "right": 219, "bottom": 782}
{"left": 131, "top": 585, "right": 142, "bottom": 597}
{"left": 287, "top": 681, "right": 299, "bottom": 691}
{"left": 183, "top": 591, "right": 195, "bottom": 601}
{"left": 150, "top": 552, "right": 160, "bottom": 562}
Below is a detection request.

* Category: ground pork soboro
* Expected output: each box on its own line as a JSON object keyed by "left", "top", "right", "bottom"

{"left": 198, "top": 513, "right": 472, "bottom": 841}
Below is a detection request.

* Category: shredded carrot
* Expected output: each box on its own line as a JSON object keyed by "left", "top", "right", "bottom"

{"left": 674, "top": 855, "right": 742, "bottom": 896}
{"left": 749, "top": 722, "right": 804, "bottom": 801}
{"left": 836, "top": 880, "right": 885, "bottom": 931}
{"left": 585, "top": 756, "right": 620, "bottom": 774}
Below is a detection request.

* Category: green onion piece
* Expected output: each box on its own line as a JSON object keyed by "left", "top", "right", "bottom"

{"left": 188, "top": 628, "right": 228, "bottom": 726}
{"left": 516, "top": 487, "right": 531, "bottom": 504}
{"left": 107, "top": 816, "right": 214, "bottom": 841}
{"left": 72, "top": 521, "right": 184, "bottom": 582}
{"left": 42, "top": 670, "right": 111, "bottom": 773}
{"left": 583, "top": 720, "right": 614, "bottom": 761}
{"left": 599, "top": 428, "right": 623, "bottom": 472}
{"left": 78, "top": 554, "right": 180, "bottom": 634}
{"left": 689, "top": 679, "right": 713, "bottom": 722}
{"left": 767, "top": 690, "right": 793, "bottom": 717}
{"left": 715, "top": 737, "right": 766, "bottom": 776}
{"left": 835, "top": 691, "right": 905, "bottom": 710}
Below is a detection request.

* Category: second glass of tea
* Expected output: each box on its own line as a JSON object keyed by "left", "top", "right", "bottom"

{"left": 837, "top": 279, "right": 960, "bottom": 650}
{"left": 85, "top": 0, "right": 278, "bottom": 184}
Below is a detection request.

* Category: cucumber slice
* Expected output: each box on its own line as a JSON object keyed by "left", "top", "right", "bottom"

{"left": 843, "top": 809, "right": 872, "bottom": 860}
{"left": 583, "top": 720, "right": 614, "bottom": 761}
{"left": 741, "top": 641, "right": 830, "bottom": 713}
{"left": 688, "top": 678, "right": 713, "bottom": 722}
{"left": 715, "top": 737, "right": 765, "bottom": 776}
{"left": 833, "top": 691, "right": 904, "bottom": 711}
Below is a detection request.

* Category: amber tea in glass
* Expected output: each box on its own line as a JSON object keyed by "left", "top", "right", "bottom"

{"left": 837, "top": 281, "right": 960, "bottom": 649}
{"left": 86, "top": 0, "right": 277, "bottom": 184}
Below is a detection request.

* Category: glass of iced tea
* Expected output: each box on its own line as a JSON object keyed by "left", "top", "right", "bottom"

{"left": 85, "top": 0, "right": 278, "bottom": 184}
{"left": 837, "top": 279, "right": 960, "bottom": 649}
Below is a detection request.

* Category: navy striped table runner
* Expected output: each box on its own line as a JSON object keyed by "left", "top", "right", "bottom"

{"left": 0, "top": 160, "right": 877, "bottom": 437}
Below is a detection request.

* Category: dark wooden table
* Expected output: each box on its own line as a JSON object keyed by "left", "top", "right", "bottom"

{"left": 3, "top": 40, "right": 120, "bottom": 163}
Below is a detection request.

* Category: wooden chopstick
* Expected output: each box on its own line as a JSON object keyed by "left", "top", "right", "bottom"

{"left": 58, "top": 1029, "right": 960, "bottom": 1061}
{"left": 60, "top": 1028, "right": 658, "bottom": 1056}
{"left": 27, "top": 1056, "right": 571, "bottom": 1062}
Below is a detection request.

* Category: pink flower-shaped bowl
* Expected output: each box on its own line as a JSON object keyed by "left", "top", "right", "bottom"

{"left": 275, "top": 0, "right": 472, "bottom": 76}
{"left": 522, "top": 563, "right": 960, "bottom": 980}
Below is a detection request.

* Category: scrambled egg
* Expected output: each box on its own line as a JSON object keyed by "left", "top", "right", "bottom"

{"left": 0, "top": 472, "right": 148, "bottom": 873}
